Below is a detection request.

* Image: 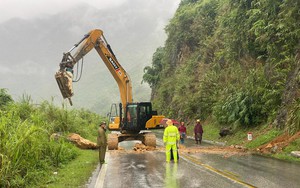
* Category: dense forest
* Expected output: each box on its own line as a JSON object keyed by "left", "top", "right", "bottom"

{"left": 143, "top": 0, "right": 300, "bottom": 133}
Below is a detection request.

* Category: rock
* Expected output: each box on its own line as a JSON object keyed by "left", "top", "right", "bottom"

{"left": 265, "top": 143, "right": 273, "bottom": 148}
{"left": 291, "top": 151, "right": 300, "bottom": 158}
{"left": 67, "top": 133, "right": 98, "bottom": 149}
{"left": 236, "top": 145, "right": 246, "bottom": 150}
{"left": 133, "top": 143, "right": 155, "bottom": 152}
{"left": 219, "top": 127, "right": 232, "bottom": 137}
{"left": 50, "top": 132, "right": 63, "bottom": 141}
{"left": 271, "top": 145, "right": 278, "bottom": 153}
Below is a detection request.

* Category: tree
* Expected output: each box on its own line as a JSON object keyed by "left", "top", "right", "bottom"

{"left": 142, "top": 47, "right": 164, "bottom": 88}
{"left": 0, "top": 88, "right": 13, "bottom": 107}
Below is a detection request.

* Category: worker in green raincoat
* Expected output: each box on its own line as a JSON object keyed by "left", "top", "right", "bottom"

{"left": 97, "top": 122, "right": 107, "bottom": 164}
{"left": 163, "top": 119, "right": 180, "bottom": 162}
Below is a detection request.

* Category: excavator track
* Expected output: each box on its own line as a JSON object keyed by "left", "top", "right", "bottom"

{"left": 107, "top": 133, "right": 118, "bottom": 150}
{"left": 143, "top": 132, "right": 156, "bottom": 148}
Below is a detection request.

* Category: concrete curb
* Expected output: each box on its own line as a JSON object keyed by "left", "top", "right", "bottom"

{"left": 87, "top": 164, "right": 101, "bottom": 188}
{"left": 94, "top": 163, "right": 107, "bottom": 188}
{"left": 87, "top": 153, "right": 110, "bottom": 188}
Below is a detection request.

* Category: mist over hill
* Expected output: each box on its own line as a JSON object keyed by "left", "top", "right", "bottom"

{"left": 0, "top": 0, "right": 179, "bottom": 115}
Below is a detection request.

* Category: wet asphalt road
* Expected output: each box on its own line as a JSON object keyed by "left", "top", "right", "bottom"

{"left": 90, "top": 130, "right": 300, "bottom": 188}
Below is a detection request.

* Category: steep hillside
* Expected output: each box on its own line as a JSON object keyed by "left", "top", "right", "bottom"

{"left": 144, "top": 0, "right": 300, "bottom": 132}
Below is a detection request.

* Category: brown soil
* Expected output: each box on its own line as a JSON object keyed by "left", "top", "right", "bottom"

{"left": 257, "top": 131, "right": 300, "bottom": 154}
{"left": 178, "top": 145, "right": 250, "bottom": 158}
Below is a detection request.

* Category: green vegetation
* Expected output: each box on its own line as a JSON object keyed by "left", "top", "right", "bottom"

{"left": 46, "top": 149, "right": 99, "bottom": 188}
{"left": 245, "top": 129, "right": 282, "bottom": 149}
{"left": 143, "top": 0, "right": 300, "bottom": 135}
{"left": 0, "top": 91, "right": 104, "bottom": 187}
{"left": 0, "top": 88, "right": 13, "bottom": 107}
{"left": 143, "top": 0, "right": 300, "bottom": 161}
{"left": 186, "top": 121, "right": 282, "bottom": 147}
{"left": 276, "top": 138, "right": 300, "bottom": 162}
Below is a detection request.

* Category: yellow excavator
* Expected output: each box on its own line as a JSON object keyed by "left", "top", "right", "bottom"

{"left": 55, "top": 29, "right": 164, "bottom": 149}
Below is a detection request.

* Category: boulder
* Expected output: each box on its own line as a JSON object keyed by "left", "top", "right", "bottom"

{"left": 219, "top": 127, "right": 232, "bottom": 137}
{"left": 67, "top": 133, "right": 98, "bottom": 149}
{"left": 291, "top": 151, "right": 300, "bottom": 158}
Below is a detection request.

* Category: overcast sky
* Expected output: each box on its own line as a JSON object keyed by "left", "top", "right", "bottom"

{"left": 1, "top": 0, "right": 178, "bottom": 23}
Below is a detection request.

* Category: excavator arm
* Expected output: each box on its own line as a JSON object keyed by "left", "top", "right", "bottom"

{"left": 55, "top": 29, "right": 133, "bottom": 109}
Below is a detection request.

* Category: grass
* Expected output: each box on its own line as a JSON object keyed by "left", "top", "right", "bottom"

{"left": 201, "top": 123, "right": 220, "bottom": 141}
{"left": 185, "top": 122, "right": 221, "bottom": 141}
{"left": 197, "top": 122, "right": 283, "bottom": 148}
{"left": 273, "top": 138, "right": 300, "bottom": 162}
{"left": 44, "top": 148, "right": 99, "bottom": 188}
{"left": 245, "top": 129, "right": 282, "bottom": 149}
{"left": 0, "top": 99, "right": 103, "bottom": 187}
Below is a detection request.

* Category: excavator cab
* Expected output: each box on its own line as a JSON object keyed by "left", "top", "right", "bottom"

{"left": 123, "top": 102, "right": 152, "bottom": 133}
{"left": 108, "top": 102, "right": 162, "bottom": 133}
{"left": 107, "top": 102, "right": 160, "bottom": 150}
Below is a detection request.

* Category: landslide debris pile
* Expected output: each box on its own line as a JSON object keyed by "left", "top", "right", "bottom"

{"left": 257, "top": 131, "right": 300, "bottom": 154}
{"left": 112, "top": 142, "right": 249, "bottom": 158}
{"left": 133, "top": 143, "right": 157, "bottom": 152}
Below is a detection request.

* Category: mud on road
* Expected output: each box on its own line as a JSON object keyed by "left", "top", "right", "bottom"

{"left": 110, "top": 143, "right": 250, "bottom": 158}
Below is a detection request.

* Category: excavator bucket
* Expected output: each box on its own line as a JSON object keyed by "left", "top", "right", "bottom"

{"left": 55, "top": 70, "right": 74, "bottom": 105}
